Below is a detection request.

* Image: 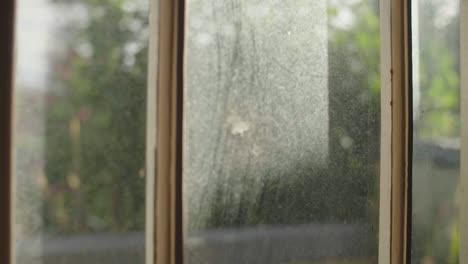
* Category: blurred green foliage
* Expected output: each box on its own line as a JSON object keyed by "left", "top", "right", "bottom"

{"left": 411, "top": 1, "right": 460, "bottom": 263}
{"left": 416, "top": 1, "right": 460, "bottom": 138}
{"left": 44, "top": 0, "right": 148, "bottom": 234}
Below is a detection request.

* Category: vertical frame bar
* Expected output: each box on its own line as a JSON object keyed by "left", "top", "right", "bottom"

{"left": 390, "top": 0, "right": 411, "bottom": 262}
{"left": 379, "top": 0, "right": 412, "bottom": 263}
{"left": 460, "top": 0, "right": 468, "bottom": 262}
{"left": 0, "top": 0, "right": 15, "bottom": 264}
{"left": 155, "top": 0, "right": 185, "bottom": 264}
{"left": 146, "top": 0, "right": 159, "bottom": 263}
{"left": 379, "top": 0, "right": 392, "bottom": 262}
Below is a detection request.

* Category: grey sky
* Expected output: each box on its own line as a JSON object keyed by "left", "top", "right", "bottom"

{"left": 15, "top": 0, "right": 55, "bottom": 89}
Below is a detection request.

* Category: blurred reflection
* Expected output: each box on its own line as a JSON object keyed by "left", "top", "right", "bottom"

{"left": 184, "top": 0, "right": 380, "bottom": 263}
{"left": 13, "top": 0, "right": 149, "bottom": 263}
{"left": 411, "top": 0, "right": 460, "bottom": 263}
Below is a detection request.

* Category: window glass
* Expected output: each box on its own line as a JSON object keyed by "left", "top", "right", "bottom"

{"left": 411, "top": 0, "right": 460, "bottom": 263}
{"left": 13, "top": 0, "right": 149, "bottom": 263}
{"left": 184, "top": 0, "right": 381, "bottom": 263}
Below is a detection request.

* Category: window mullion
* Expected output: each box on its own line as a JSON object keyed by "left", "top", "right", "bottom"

{"left": 378, "top": 0, "right": 392, "bottom": 262}
{"left": 154, "top": 0, "right": 185, "bottom": 264}
{"left": 146, "top": 0, "right": 159, "bottom": 264}
{"left": 379, "top": 0, "right": 412, "bottom": 263}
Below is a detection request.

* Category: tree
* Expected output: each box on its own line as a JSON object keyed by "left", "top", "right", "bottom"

{"left": 44, "top": 0, "right": 148, "bottom": 233}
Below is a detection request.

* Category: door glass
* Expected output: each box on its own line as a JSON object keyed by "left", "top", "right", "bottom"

{"left": 13, "top": 0, "right": 150, "bottom": 263}
{"left": 411, "top": 0, "right": 460, "bottom": 263}
{"left": 184, "top": 0, "right": 381, "bottom": 263}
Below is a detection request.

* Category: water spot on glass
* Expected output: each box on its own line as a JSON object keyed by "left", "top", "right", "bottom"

{"left": 251, "top": 144, "right": 262, "bottom": 157}
{"left": 195, "top": 32, "right": 213, "bottom": 46}
{"left": 340, "top": 136, "right": 354, "bottom": 149}
{"left": 226, "top": 113, "right": 251, "bottom": 137}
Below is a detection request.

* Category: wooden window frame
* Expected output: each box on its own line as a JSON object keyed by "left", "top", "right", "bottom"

{"left": 154, "top": 1, "right": 185, "bottom": 264}
{"left": 154, "top": 1, "right": 413, "bottom": 264}
{"left": 0, "top": 0, "right": 420, "bottom": 263}
{"left": 378, "top": 0, "right": 412, "bottom": 264}
{"left": 0, "top": 0, "right": 15, "bottom": 264}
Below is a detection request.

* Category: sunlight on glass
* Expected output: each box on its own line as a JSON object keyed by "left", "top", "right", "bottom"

{"left": 184, "top": 0, "right": 381, "bottom": 263}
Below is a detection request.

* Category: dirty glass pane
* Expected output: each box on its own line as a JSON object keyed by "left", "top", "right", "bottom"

{"left": 411, "top": 0, "right": 461, "bottom": 263}
{"left": 13, "top": 0, "right": 150, "bottom": 263}
{"left": 184, "top": 0, "right": 381, "bottom": 263}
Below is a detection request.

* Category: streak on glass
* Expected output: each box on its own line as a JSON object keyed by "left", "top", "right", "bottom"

{"left": 184, "top": 0, "right": 381, "bottom": 263}
{"left": 411, "top": 0, "right": 461, "bottom": 263}
{"left": 13, "top": 0, "right": 149, "bottom": 263}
